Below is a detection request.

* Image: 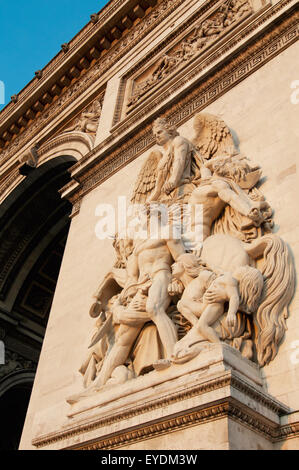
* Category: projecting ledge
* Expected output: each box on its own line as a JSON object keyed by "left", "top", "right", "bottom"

{"left": 32, "top": 344, "right": 290, "bottom": 450}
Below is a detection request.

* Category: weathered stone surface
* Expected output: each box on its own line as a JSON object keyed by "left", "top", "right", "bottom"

{"left": 0, "top": 0, "right": 296, "bottom": 451}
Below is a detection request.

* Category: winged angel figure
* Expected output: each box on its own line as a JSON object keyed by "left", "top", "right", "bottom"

{"left": 131, "top": 113, "right": 237, "bottom": 205}
{"left": 75, "top": 112, "right": 295, "bottom": 398}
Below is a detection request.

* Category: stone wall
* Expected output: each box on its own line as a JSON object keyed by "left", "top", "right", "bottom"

{"left": 19, "top": 36, "right": 299, "bottom": 449}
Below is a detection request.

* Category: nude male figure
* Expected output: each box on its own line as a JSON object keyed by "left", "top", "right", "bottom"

{"left": 170, "top": 252, "right": 263, "bottom": 362}
{"left": 183, "top": 155, "right": 266, "bottom": 251}
{"left": 95, "top": 236, "right": 185, "bottom": 387}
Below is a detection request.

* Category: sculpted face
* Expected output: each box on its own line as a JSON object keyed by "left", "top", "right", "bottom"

{"left": 154, "top": 127, "right": 171, "bottom": 146}
{"left": 172, "top": 261, "right": 185, "bottom": 279}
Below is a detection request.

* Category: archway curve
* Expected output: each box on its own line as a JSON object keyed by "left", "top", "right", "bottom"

{"left": 37, "top": 131, "right": 94, "bottom": 167}
{"left": 0, "top": 156, "right": 76, "bottom": 305}
{"left": 0, "top": 153, "right": 79, "bottom": 449}
{"left": 0, "top": 131, "right": 92, "bottom": 206}
{"left": 0, "top": 370, "right": 35, "bottom": 450}
{"left": 0, "top": 370, "right": 35, "bottom": 399}
{"left": 0, "top": 155, "right": 77, "bottom": 219}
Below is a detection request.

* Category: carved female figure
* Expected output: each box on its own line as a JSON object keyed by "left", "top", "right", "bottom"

{"left": 170, "top": 253, "right": 263, "bottom": 361}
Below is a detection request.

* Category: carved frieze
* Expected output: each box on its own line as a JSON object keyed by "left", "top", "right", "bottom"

{"left": 126, "top": 0, "right": 253, "bottom": 111}
{"left": 62, "top": 99, "right": 102, "bottom": 135}
{"left": 0, "top": 0, "right": 189, "bottom": 167}
{"left": 0, "top": 349, "right": 36, "bottom": 379}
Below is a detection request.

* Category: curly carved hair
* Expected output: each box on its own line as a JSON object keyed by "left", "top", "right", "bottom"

{"left": 233, "top": 265, "right": 263, "bottom": 313}
{"left": 209, "top": 154, "right": 252, "bottom": 183}
{"left": 152, "top": 117, "right": 179, "bottom": 138}
{"left": 176, "top": 253, "right": 207, "bottom": 278}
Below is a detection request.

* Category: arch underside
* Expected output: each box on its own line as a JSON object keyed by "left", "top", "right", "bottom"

{"left": 0, "top": 155, "right": 78, "bottom": 448}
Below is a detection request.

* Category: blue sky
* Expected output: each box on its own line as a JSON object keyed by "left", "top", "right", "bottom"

{"left": 0, "top": 1, "right": 109, "bottom": 110}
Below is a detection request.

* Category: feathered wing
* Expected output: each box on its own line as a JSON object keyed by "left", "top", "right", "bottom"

{"left": 131, "top": 150, "right": 162, "bottom": 204}
{"left": 245, "top": 234, "right": 296, "bottom": 366}
{"left": 192, "top": 112, "right": 236, "bottom": 161}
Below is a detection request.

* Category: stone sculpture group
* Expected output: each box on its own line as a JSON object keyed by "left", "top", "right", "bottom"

{"left": 78, "top": 112, "right": 295, "bottom": 393}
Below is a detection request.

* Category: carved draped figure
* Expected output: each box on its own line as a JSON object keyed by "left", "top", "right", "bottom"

{"left": 76, "top": 111, "right": 295, "bottom": 396}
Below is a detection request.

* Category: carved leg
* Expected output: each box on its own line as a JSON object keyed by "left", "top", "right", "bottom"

{"left": 146, "top": 270, "right": 177, "bottom": 359}
{"left": 196, "top": 303, "right": 224, "bottom": 343}
{"left": 177, "top": 298, "right": 205, "bottom": 326}
{"left": 82, "top": 355, "right": 97, "bottom": 389}
{"left": 95, "top": 324, "right": 142, "bottom": 387}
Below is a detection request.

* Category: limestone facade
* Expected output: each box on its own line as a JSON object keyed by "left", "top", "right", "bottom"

{"left": 0, "top": 0, "right": 298, "bottom": 450}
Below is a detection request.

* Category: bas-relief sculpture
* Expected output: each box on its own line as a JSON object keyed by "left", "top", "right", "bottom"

{"left": 0, "top": 350, "right": 35, "bottom": 379}
{"left": 72, "top": 111, "right": 295, "bottom": 401}
{"left": 127, "top": 0, "right": 253, "bottom": 108}
{"left": 64, "top": 99, "right": 102, "bottom": 135}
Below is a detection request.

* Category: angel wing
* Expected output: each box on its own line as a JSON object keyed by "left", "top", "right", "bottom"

{"left": 131, "top": 150, "right": 162, "bottom": 203}
{"left": 192, "top": 112, "right": 236, "bottom": 161}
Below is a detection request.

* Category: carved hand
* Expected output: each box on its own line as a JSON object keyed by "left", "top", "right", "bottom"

{"left": 168, "top": 279, "right": 184, "bottom": 296}
{"left": 226, "top": 312, "right": 237, "bottom": 328}
{"left": 203, "top": 290, "right": 223, "bottom": 304}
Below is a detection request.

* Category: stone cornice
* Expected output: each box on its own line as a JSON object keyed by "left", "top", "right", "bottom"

{"left": 61, "top": 2, "right": 298, "bottom": 214}
{"left": 73, "top": 401, "right": 266, "bottom": 450}
{"left": 0, "top": 0, "right": 182, "bottom": 159}
{"left": 75, "top": 398, "right": 288, "bottom": 450}
{"left": 0, "top": 1, "right": 159, "bottom": 127}
{"left": 278, "top": 422, "right": 299, "bottom": 442}
{"left": 31, "top": 369, "right": 290, "bottom": 450}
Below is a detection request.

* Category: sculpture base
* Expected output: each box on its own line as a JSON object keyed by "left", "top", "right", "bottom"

{"left": 32, "top": 344, "right": 291, "bottom": 450}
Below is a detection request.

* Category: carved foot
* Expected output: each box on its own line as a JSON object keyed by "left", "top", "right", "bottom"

{"left": 106, "top": 365, "right": 134, "bottom": 385}
{"left": 153, "top": 359, "right": 171, "bottom": 371}
{"left": 172, "top": 344, "right": 203, "bottom": 364}
{"left": 172, "top": 327, "right": 206, "bottom": 364}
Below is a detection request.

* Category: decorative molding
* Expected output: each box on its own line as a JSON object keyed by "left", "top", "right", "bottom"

{"left": 73, "top": 399, "right": 280, "bottom": 450}
{"left": 65, "top": 6, "right": 298, "bottom": 212}
{"left": 278, "top": 422, "right": 299, "bottom": 442}
{"left": 0, "top": 0, "right": 188, "bottom": 166}
{"left": 32, "top": 368, "right": 289, "bottom": 449}
{"left": 32, "top": 372, "right": 232, "bottom": 448}
{"left": 125, "top": 0, "right": 254, "bottom": 112}
{"left": 70, "top": 199, "right": 82, "bottom": 219}
{"left": 33, "top": 400, "right": 299, "bottom": 450}
{"left": 0, "top": 122, "right": 97, "bottom": 205}
{"left": 0, "top": 168, "right": 20, "bottom": 203}
{"left": 0, "top": 349, "right": 36, "bottom": 380}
